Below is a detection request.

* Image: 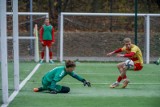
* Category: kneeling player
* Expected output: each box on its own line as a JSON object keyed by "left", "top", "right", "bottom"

{"left": 107, "top": 38, "right": 143, "bottom": 88}
{"left": 33, "top": 60, "right": 91, "bottom": 94}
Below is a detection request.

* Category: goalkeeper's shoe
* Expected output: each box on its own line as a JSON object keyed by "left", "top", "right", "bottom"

{"left": 122, "top": 79, "right": 130, "bottom": 88}
{"left": 39, "top": 59, "right": 44, "bottom": 64}
{"left": 153, "top": 61, "right": 159, "bottom": 65}
{"left": 109, "top": 82, "right": 119, "bottom": 88}
{"left": 49, "top": 59, "right": 54, "bottom": 64}
{"left": 33, "top": 88, "right": 39, "bottom": 92}
{"left": 33, "top": 87, "right": 44, "bottom": 92}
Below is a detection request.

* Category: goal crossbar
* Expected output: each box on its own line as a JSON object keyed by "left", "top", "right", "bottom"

{"left": 61, "top": 12, "right": 160, "bottom": 16}
{"left": 6, "top": 12, "right": 49, "bottom": 17}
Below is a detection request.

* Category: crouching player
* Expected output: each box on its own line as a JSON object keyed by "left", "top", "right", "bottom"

{"left": 33, "top": 60, "right": 91, "bottom": 94}
{"left": 107, "top": 38, "right": 143, "bottom": 88}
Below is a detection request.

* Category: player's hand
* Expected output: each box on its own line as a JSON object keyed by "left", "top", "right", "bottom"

{"left": 83, "top": 80, "right": 91, "bottom": 87}
{"left": 107, "top": 52, "right": 114, "bottom": 56}
{"left": 116, "top": 54, "right": 124, "bottom": 57}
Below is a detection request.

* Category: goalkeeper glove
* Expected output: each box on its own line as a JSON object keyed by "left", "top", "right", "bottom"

{"left": 83, "top": 80, "right": 91, "bottom": 87}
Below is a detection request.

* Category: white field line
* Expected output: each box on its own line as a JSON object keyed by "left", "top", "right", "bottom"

{"left": 1, "top": 63, "right": 41, "bottom": 107}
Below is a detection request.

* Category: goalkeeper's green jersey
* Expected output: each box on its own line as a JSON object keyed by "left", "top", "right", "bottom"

{"left": 42, "top": 66, "right": 85, "bottom": 91}
{"left": 43, "top": 66, "right": 84, "bottom": 85}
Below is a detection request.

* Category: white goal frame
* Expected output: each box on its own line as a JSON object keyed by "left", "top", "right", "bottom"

{"left": 60, "top": 12, "right": 160, "bottom": 63}
{"left": 0, "top": 0, "right": 49, "bottom": 105}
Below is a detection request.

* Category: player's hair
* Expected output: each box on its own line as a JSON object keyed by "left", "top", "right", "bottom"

{"left": 65, "top": 60, "right": 76, "bottom": 68}
{"left": 123, "top": 38, "right": 131, "bottom": 43}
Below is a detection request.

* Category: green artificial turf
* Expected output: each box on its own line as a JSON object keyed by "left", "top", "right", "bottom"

{"left": 1, "top": 62, "right": 160, "bottom": 107}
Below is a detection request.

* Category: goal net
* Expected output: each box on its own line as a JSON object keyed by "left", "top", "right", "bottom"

{"left": 7, "top": 13, "right": 48, "bottom": 61}
{"left": 59, "top": 13, "right": 160, "bottom": 63}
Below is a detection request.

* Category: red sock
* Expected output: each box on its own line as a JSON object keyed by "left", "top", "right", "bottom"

{"left": 49, "top": 51, "right": 53, "bottom": 59}
{"left": 117, "top": 76, "right": 122, "bottom": 82}
{"left": 41, "top": 51, "right": 44, "bottom": 59}
{"left": 122, "top": 75, "right": 127, "bottom": 79}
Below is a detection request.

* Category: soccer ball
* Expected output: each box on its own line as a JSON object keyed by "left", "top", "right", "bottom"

{"left": 125, "top": 60, "right": 134, "bottom": 69}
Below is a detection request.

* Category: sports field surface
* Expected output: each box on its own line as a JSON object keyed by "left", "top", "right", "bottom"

{"left": 1, "top": 62, "right": 160, "bottom": 107}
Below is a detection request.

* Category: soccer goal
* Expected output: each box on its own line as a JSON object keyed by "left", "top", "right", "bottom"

{"left": 59, "top": 12, "right": 160, "bottom": 64}
{"left": 0, "top": 0, "right": 49, "bottom": 106}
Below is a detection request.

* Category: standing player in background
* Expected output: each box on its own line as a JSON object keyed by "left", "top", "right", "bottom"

{"left": 154, "top": 58, "right": 160, "bottom": 65}
{"left": 39, "top": 18, "right": 55, "bottom": 64}
{"left": 107, "top": 38, "right": 143, "bottom": 88}
{"left": 33, "top": 60, "right": 91, "bottom": 94}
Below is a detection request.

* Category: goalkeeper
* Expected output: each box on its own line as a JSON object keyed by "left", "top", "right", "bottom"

{"left": 33, "top": 60, "right": 91, "bottom": 94}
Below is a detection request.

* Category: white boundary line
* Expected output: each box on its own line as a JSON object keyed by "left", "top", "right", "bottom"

{"left": 1, "top": 63, "right": 41, "bottom": 107}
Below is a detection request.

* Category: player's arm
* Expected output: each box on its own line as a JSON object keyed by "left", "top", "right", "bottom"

{"left": 117, "top": 52, "right": 135, "bottom": 57}
{"left": 51, "top": 27, "right": 55, "bottom": 44}
{"left": 39, "top": 27, "right": 44, "bottom": 44}
{"left": 107, "top": 48, "right": 123, "bottom": 56}
{"left": 69, "top": 72, "right": 91, "bottom": 87}
{"left": 117, "top": 47, "right": 136, "bottom": 57}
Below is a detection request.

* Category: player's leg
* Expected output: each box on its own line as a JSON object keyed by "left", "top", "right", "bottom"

{"left": 33, "top": 77, "right": 50, "bottom": 92}
{"left": 40, "top": 44, "right": 46, "bottom": 64}
{"left": 47, "top": 42, "right": 54, "bottom": 64}
{"left": 59, "top": 86, "right": 70, "bottom": 93}
{"left": 33, "top": 87, "right": 47, "bottom": 92}
{"left": 48, "top": 46, "right": 54, "bottom": 63}
{"left": 110, "top": 62, "right": 128, "bottom": 88}
{"left": 117, "top": 62, "right": 130, "bottom": 88}
{"left": 49, "top": 85, "right": 70, "bottom": 94}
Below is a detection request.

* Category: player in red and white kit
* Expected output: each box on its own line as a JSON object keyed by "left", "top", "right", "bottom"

{"left": 107, "top": 38, "right": 143, "bottom": 88}
{"left": 39, "top": 18, "right": 55, "bottom": 64}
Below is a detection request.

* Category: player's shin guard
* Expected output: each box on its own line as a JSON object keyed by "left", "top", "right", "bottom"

{"left": 59, "top": 86, "right": 70, "bottom": 93}
{"left": 117, "top": 76, "right": 122, "bottom": 82}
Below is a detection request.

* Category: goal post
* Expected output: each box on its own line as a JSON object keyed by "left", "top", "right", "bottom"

{"left": 0, "top": 0, "right": 9, "bottom": 104}
{"left": 59, "top": 12, "right": 160, "bottom": 64}
{"left": 0, "top": 10, "right": 49, "bottom": 105}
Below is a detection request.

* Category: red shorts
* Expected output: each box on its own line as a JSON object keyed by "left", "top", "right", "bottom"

{"left": 134, "top": 63, "right": 143, "bottom": 71}
{"left": 42, "top": 40, "right": 53, "bottom": 47}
